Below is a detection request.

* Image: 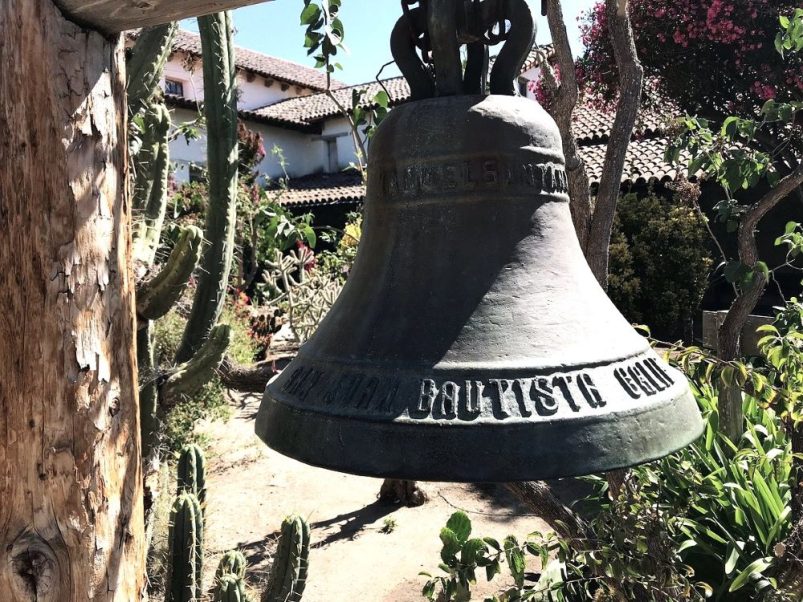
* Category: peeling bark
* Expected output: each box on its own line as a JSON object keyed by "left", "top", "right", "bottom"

{"left": 0, "top": 1, "right": 144, "bottom": 600}
{"left": 585, "top": 0, "right": 644, "bottom": 287}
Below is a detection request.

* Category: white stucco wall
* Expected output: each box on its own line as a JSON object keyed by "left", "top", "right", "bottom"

{"left": 169, "top": 107, "right": 334, "bottom": 184}
{"left": 157, "top": 52, "right": 314, "bottom": 110}
{"left": 322, "top": 117, "right": 366, "bottom": 170}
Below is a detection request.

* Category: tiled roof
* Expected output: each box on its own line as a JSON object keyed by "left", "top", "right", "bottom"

{"left": 572, "top": 104, "right": 669, "bottom": 144}
{"left": 273, "top": 172, "right": 365, "bottom": 208}
{"left": 254, "top": 77, "right": 411, "bottom": 126}
{"left": 520, "top": 44, "right": 555, "bottom": 72}
{"left": 163, "top": 94, "right": 321, "bottom": 133}
{"left": 131, "top": 29, "right": 344, "bottom": 92}
{"left": 579, "top": 137, "right": 687, "bottom": 186}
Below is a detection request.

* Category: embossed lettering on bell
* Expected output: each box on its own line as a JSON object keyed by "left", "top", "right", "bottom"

{"left": 255, "top": 0, "right": 703, "bottom": 481}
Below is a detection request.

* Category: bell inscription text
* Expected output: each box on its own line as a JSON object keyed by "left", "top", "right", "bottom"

{"left": 275, "top": 354, "right": 679, "bottom": 424}
{"left": 377, "top": 157, "right": 569, "bottom": 201}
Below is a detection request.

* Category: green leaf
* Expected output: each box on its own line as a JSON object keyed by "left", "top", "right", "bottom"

{"left": 300, "top": 3, "right": 322, "bottom": 25}
{"left": 374, "top": 90, "right": 390, "bottom": 108}
{"left": 447, "top": 512, "right": 472, "bottom": 543}
{"left": 461, "top": 538, "right": 487, "bottom": 566}
{"left": 440, "top": 527, "right": 461, "bottom": 563}
{"left": 729, "top": 558, "right": 772, "bottom": 592}
{"left": 725, "top": 543, "right": 740, "bottom": 575}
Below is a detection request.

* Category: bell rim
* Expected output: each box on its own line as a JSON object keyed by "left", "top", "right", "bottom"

{"left": 255, "top": 383, "right": 704, "bottom": 482}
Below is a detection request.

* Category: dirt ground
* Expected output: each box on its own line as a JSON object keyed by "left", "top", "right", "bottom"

{"left": 198, "top": 392, "right": 552, "bottom": 601}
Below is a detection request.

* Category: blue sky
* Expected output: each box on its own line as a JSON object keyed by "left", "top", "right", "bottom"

{"left": 182, "top": 0, "right": 597, "bottom": 85}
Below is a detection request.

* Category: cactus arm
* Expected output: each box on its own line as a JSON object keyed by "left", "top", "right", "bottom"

{"left": 137, "top": 226, "right": 203, "bottom": 321}
{"left": 167, "top": 493, "right": 204, "bottom": 602}
{"left": 177, "top": 444, "right": 207, "bottom": 507}
{"left": 163, "top": 324, "right": 232, "bottom": 406}
{"left": 175, "top": 11, "right": 239, "bottom": 363}
{"left": 128, "top": 23, "right": 178, "bottom": 117}
{"left": 133, "top": 101, "right": 172, "bottom": 263}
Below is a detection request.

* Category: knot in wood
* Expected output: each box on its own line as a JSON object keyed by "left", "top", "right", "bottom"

{"left": 7, "top": 533, "right": 59, "bottom": 602}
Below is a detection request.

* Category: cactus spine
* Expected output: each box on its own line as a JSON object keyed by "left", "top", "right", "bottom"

{"left": 167, "top": 493, "right": 204, "bottom": 602}
{"left": 163, "top": 324, "right": 232, "bottom": 406}
{"left": 176, "top": 11, "right": 239, "bottom": 363}
{"left": 177, "top": 444, "right": 207, "bottom": 506}
{"left": 137, "top": 226, "right": 204, "bottom": 321}
{"left": 262, "top": 516, "right": 310, "bottom": 602}
{"left": 133, "top": 101, "right": 172, "bottom": 264}
{"left": 216, "top": 550, "right": 247, "bottom": 581}
{"left": 127, "top": 23, "right": 178, "bottom": 118}
{"left": 214, "top": 574, "right": 248, "bottom": 602}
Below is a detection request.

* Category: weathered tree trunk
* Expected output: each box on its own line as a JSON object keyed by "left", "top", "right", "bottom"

{"left": 584, "top": 0, "right": 644, "bottom": 287}
{"left": 717, "top": 164, "right": 803, "bottom": 441}
{"left": 542, "top": 0, "right": 593, "bottom": 249}
{"left": 0, "top": 1, "right": 144, "bottom": 599}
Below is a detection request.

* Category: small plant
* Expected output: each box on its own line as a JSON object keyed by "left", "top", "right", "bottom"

{"left": 166, "top": 492, "right": 204, "bottom": 602}
{"left": 380, "top": 517, "right": 397, "bottom": 534}
{"left": 263, "top": 515, "right": 310, "bottom": 602}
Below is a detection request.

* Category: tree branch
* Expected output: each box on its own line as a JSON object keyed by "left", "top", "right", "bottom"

{"left": 545, "top": 0, "right": 593, "bottom": 249}
{"left": 585, "top": 0, "right": 644, "bottom": 288}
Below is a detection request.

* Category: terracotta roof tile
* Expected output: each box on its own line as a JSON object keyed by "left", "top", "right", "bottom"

{"left": 572, "top": 104, "right": 669, "bottom": 144}
{"left": 274, "top": 172, "right": 365, "bottom": 208}
{"left": 579, "top": 137, "right": 688, "bottom": 186}
{"left": 254, "top": 77, "right": 412, "bottom": 125}
{"left": 163, "top": 94, "right": 320, "bottom": 132}
{"left": 135, "top": 29, "right": 344, "bottom": 92}
{"left": 520, "top": 44, "right": 554, "bottom": 72}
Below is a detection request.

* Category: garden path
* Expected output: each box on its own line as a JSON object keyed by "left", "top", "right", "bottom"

{"left": 198, "top": 392, "right": 551, "bottom": 601}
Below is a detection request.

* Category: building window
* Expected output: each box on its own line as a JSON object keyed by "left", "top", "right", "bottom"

{"left": 518, "top": 77, "right": 529, "bottom": 97}
{"left": 165, "top": 79, "right": 184, "bottom": 97}
{"left": 327, "top": 139, "right": 339, "bottom": 173}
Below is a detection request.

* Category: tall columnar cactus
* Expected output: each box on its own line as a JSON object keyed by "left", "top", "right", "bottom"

{"left": 137, "top": 226, "right": 204, "bottom": 457}
{"left": 216, "top": 550, "right": 247, "bottom": 581}
{"left": 177, "top": 444, "right": 207, "bottom": 506}
{"left": 262, "top": 516, "right": 310, "bottom": 602}
{"left": 214, "top": 574, "right": 248, "bottom": 602}
{"left": 133, "top": 100, "right": 172, "bottom": 265}
{"left": 167, "top": 493, "right": 204, "bottom": 602}
{"left": 175, "top": 10, "right": 239, "bottom": 363}
{"left": 127, "top": 23, "right": 178, "bottom": 118}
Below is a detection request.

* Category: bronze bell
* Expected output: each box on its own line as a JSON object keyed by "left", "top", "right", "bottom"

{"left": 255, "top": 0, "right": 703, "bottom": 481}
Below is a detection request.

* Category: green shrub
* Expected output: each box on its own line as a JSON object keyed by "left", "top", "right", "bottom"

{"left": 420, "top": 308, "right": 803, "bottom": 601}
{"left": 608, "top": 189, "right": 712, "bottom": 341}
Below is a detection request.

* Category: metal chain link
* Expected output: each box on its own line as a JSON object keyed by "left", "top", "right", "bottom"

{"left": 401, "top": 0, "right": 433, "bottom": 65}
{"left": 400, "top": 0, "right": 511, "bottom": 56}
{"left": 482, "top": 0, "right": 510, "bottom": 45}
